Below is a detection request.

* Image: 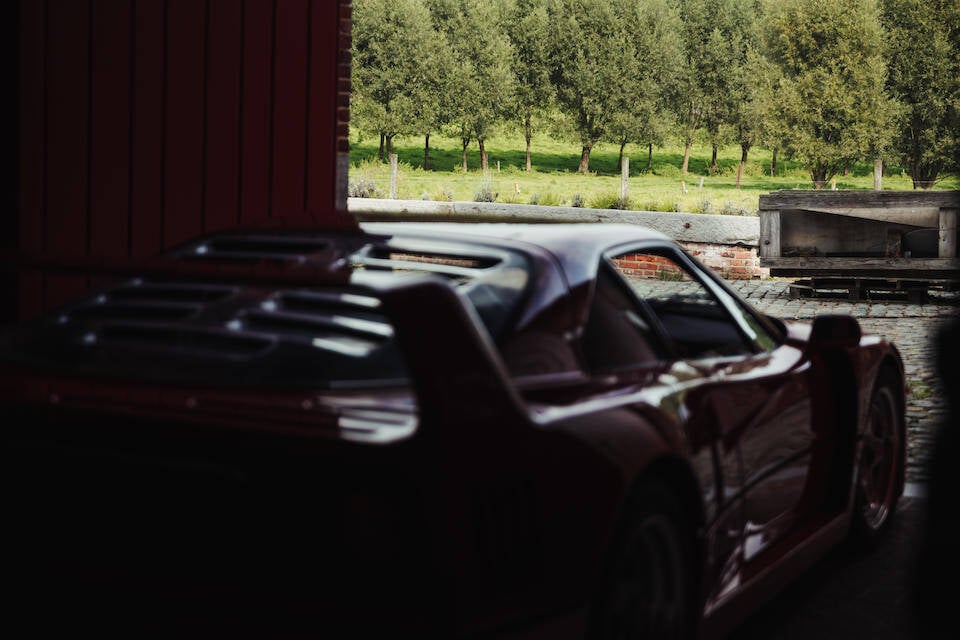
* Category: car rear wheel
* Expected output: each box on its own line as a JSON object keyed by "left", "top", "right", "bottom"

{"left": 853, "top": 368, "right": 903, "bottom": 541}
{"left": 591, "top": 480, "right": 697, "bottom": 640}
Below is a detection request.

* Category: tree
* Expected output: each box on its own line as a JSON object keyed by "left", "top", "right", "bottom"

{"left": 743, "top": 46, "right": 788, "bottom": 178}
{"left": 546, "top": 0, "right": 636, "bottom": 173}
{"left": 882, "top": 0, "right": 960, "bottom": 188}
{"left": 757, "top": 0, "right": 899, "bottom": 187}
{"left": 508, "top": 0, "right": 555, "bottom": 172}
{"left": 433, "top": 0, "right": 516, "bottom": 173}
{"left": 603, "top": 0, "right": 685, "bottom": 173}
{"left": 676, "top": 0, "right": 758, "bottom": 175}
{"left": 352, "top": 0, "right": 445, "bottom": 161}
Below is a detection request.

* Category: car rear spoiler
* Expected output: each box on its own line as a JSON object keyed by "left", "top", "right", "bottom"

{"left": 371, "top": 275, "right": 529, "bottom": 436}
{"left": 0, "top": 252, "right": 530, "bottom": 442}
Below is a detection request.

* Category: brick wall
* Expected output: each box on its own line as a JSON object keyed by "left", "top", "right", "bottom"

{"left": 678, "top": 242, "right": 769, "bottom": 280}
{"left": 614, "top": 243, "right": 769, "bottom": 281}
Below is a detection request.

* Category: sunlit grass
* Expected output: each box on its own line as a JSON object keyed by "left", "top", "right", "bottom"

{"left": 349, "top": 130, "right": 960, "bottom": 215}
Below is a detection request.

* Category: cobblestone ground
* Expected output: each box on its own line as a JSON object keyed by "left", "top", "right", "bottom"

{"left": 728, "top": 278, "right": 959, "bottom": 483}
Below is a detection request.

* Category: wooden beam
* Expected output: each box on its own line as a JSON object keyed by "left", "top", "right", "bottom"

{"left": 794, "top": 207, "right": 939, "bottom": 228}
{"left": 940, "top": 208, "right": 957, "bottom": 258}
{"left": 759, "top": 210, "right": 780, "bottom": 258}
{"left": 759, "top": 190, "right": 960, "bottom": 211}
{"left": 759, "top": 256, "right": 959, "bottom": 271}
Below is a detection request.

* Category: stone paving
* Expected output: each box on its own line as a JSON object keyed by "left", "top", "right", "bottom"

{"left": 728, "top": 278, "right": 959, "bottom": 483}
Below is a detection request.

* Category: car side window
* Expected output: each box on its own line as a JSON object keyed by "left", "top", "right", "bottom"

{"left": 581, "top": 261, "right": 662, "bottom": 372}
{"left": 608, "top": 250, "right": 755, "bottom": 359}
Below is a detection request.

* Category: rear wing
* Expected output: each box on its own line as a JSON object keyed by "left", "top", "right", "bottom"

{"left": 0, "top": 254, "right": 528, "bottom": 443}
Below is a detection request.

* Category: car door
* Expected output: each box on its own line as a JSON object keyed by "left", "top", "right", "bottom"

{"left": 606, "top": 246, "right": 818, "bottom": 581}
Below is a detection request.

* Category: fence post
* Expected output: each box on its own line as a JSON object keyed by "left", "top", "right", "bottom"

{"left": 621, "top": 156, "right": 629, "bottom": 202}
{"left": 874, "top": 157, "right": 883, "bottom": 191}
{"left": 389, "top": 153, "right": 398, "bottom": 199}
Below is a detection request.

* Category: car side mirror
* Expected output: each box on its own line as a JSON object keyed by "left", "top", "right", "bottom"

{"left": 808, "top": 314, "right": 861, "bottom": 350}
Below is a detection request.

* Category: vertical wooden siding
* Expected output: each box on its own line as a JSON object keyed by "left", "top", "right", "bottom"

{"left": 15, "top": 0, "right": 352, "bottom": 319}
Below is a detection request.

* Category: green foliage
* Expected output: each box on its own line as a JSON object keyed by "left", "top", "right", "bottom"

{"left": 352, "top": 0, "right": 450, "bottom": 156}
{"left": 882, "top": 0, "right": 960, "bottom": 187}
{"left": 508, "top": 0, "right": 555, "bottom": 170}
{"left": 588, "top": 193, "right": 632, "bottom": 210}
{"left": 352, "top": 0, "right": 960, "bottom": 182}
{"left": 545, "top": 0, "right": 643, "bottom": 172}
{"left": 756, "top": 0, "right": 900, "bottom": 185}
{"left": 434, "top": 0, "right": 516, "bottom": 172}
{"left": 536, "top": 191, "right": 563, "bottom": 206}
{"left": 718, "top": 200, "right": 752, "bottom": 216}
{"left": 473, "top": 176, "right": 498, "bottom": 202}
{"left": 679, "top": 0, "right": 759, "bottom": 170}
{"left": 652, "top": 163, "right": 682, "bottom": 178}
{"left": 603, "top": 0, "right": 685, "bottom": 164}
{"left": 348, "top": 176, "right": 382, "bottom": 199}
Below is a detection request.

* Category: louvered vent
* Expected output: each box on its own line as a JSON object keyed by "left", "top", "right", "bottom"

{"left": 232, "top": 289, "right": 394, "bottom": 358}
{"left": 353, "top": 246, "right": 502, "bottom": 279}
{"left": 183, "top": 235, "right": 331, "bottom": 262}
{"left": 97, "top": 324, "right": 274, "bottom": 358}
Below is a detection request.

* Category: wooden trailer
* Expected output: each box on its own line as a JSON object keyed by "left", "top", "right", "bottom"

{"left": 758, "top": 191, "right": 959, "bottom": 301}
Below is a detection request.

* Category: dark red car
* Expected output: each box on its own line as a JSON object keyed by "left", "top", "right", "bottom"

{"left": 2, "top": 223, "right": 904, "bottom": 638}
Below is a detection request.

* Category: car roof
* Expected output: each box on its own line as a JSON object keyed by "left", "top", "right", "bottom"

{"left": 360, "top": 222, "right": 675, "bottom": 288}
{"left": 360, "top": 222, "right": 670, "bottom": 252}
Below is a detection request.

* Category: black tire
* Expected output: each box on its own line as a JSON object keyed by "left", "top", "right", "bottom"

{"left": 852, "top": 366, "right": 903, "bottom": 543}
{"left": 590, "top": 479, "right": 699, "bottom": 640}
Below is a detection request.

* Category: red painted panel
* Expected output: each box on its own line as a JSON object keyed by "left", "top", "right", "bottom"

{"left": 90, "top": 0, "right": 132, "bottom": 259}
{"left": 271, "top": 0, "right": 309, "bottom": 217}
{"left": 18, "top": 0, "right": 46, "bottom": 318}
{"left": 15, "top": 0, "right": 347, "bottom": 317}
{"left": 45, "top": 0, "right": 91, "bottom": 308}
{"left": 163, "top": 0, "right": 206, "bottom": 247}
{"left": 130, "top": 0, "right": 165, "bottom": 258}
{"left": 203, "top": 0, "right": 243, "bottom": 232}
{"left": 307, "top": 0, "right": 338, "bottom": 216}
{"left": 239, "top": 0, "right": 274, "bottom": 224}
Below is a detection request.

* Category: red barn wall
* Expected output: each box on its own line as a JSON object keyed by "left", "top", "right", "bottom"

{"left": 13, "top": 0, "right": 353, "bottom": 320}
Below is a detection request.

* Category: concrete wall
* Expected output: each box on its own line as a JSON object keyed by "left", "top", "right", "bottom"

{"left": 348, "top": 198, "right": 769, "bottom": 279}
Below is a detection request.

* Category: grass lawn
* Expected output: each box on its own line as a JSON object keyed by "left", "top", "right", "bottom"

{"left": 348, "top": 130, "right": 960, "bottom": 215}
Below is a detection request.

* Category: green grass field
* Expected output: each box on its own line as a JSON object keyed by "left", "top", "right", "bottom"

{"left": 348, "top": 130, "right": 960, "bottom": 215}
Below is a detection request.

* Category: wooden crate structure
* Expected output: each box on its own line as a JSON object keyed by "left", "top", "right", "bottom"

{"left": 759, "top": 191, "right": 959, "bottom": 282}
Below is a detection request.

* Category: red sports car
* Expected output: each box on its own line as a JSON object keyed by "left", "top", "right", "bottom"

{"left": 2, "top": 223, "right": 905, "bottom": 638}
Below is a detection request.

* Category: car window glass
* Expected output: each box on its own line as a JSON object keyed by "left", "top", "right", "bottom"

{"left": 609, "top": 251, "right": 754, "bottom": 359}
{"left": 581, "top": 262, "right": 660, "bottom": 372}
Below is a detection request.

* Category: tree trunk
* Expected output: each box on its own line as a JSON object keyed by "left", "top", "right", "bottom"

{"left": 378, "top": 133, "right": 386, "bottom": 161}
{"left": 461, "top": 138, "right": 470, "bottom": 173}
{"left": 386, "top": 134, "right": 395, "bottom": 157}
{"left": 618, "top": 142, "right": 627, "bottom": 173}
{"left": 525, "top": 114, "right": 532, "bottom": 172}
{"left": 578, "top": 144, "right": 592, "bottom": 173}
{"left": 811, "top": 163, "right": 828, "bottom": 188}
{"left": 479, "top": 138, "right": 488, "bottom": 172}
{"left": 909, "top": 159, "right": 939, "bottom": 189}
{"left": 710, "top": 145, "right": 718, "bottom": 171}
{"left": 681, "top": 141, "right": 692, "bottom": 175}
{"left": 771, "top": 148, "right": 778, "bottom": 177}
{"left": 736, "top": 143, "right": 749, "bottom": 189}
{"left": 647, "top": 143, "right": 653, "bottom": 170}
{"left": 424, "top": 134, "right": 431, "bottom": 171}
